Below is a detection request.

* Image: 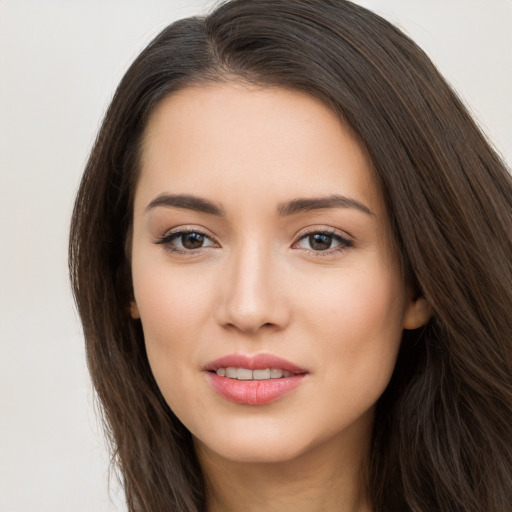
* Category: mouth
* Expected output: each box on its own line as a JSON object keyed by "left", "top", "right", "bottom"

{"left": 204, "top": 354, "right": 309, "bottom": 405}
{"left": 213, "top": 367, "right": 295, "bottom": 380}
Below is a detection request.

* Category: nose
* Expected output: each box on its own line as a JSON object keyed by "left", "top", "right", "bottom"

{"left": 215, "top": 241, "right": 290, "bottom": 334}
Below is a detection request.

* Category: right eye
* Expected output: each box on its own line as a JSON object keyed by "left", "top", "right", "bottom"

{"left": 156, "top": 230, "right": 217, "bottom": 252}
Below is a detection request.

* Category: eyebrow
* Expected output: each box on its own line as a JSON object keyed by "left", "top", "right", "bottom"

{"left": 278, "top": 194, "right": 374, "bottom": 216}
{"left": 145, "top": 193, "right": 373, "bottom": 217}
{"left": 146, "top": 194, "right": 224, "bottom": 215}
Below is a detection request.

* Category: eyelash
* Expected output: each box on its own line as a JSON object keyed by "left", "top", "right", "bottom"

{"left": 293, "top": 228, "right": 354, "bottom": 256}
{"left": 155, "top": 228, "right": 218, "bottom": 254}
{"left": 155, "top": 228, "right": 353, "bottom": 256}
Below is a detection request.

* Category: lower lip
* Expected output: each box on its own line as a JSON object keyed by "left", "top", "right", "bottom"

{"left": 206, "top": 372, "right": 307, "bottom": 405}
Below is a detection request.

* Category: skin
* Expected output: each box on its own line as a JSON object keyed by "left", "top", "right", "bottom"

{"left": 130, "top": 83, "right": 430, "bottom": 512}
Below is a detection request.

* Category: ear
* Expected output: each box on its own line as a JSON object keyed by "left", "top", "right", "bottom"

{"left": 403, "top": 296, "right": 432, "bottom": 330}
{"left": 129, "top": 300, "right": 140, "bottom": 319}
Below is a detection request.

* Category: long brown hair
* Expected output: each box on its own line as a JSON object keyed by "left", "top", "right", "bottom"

{"left": 69, "top": 1, "right": 512, "bottom": 510}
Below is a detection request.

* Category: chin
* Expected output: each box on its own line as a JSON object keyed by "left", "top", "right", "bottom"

{"left": 194, "top": 426, "right": 315, "bottom": 465}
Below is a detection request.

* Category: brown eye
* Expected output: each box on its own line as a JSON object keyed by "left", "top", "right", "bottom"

{"left": 156, "top": 230, "right": 217, "bottom": 251}
{"left": 181, "top": 232, "right": 205, "bottom": 249}
{"left": 309, "top": 233, "right": 333, "bottom": 251}
{"left": 294, "top": 230, "right": 353, "bottom": 253}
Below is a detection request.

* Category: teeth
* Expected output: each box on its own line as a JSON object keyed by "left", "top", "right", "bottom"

{"left": 215, "top": 367, "right": 295, "bottom": 380}
{"left": 236, "top": 368, "right": 253, "bottom": 380}
{"left": 270, "top": 368, "right": 283, "bottom": 379}
{"left": 225, "top": 367, "right": 238, "bottom": 378}
{"left": 253, "top": 369, "right": 271, "bottom": 380}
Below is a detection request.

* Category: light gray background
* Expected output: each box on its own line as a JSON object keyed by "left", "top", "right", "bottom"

{"left": 1, "top": 1, "right": 510, "bottom": 511}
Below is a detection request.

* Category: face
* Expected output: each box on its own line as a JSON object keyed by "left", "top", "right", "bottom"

{"left": 130, "top": 83, "right": 427, "bottom": 465}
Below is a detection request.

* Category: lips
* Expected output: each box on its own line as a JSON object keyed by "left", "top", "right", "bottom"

{"left": 203, "top": 353, "right": 308, "bottom": 406}
{"left": 204, "top": 353, "right": 307, "bottom": 373}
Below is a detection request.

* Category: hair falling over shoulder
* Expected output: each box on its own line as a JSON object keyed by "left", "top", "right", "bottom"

{"left": 69, "top": 1, "right": 512, "bottom": 510}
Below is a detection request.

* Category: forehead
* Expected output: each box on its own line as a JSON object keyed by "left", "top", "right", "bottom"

{"left": 136, "top": 83, "right": 382, "bottom": 215}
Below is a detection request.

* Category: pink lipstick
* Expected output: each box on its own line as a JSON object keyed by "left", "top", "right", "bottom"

{"left": 204, "top": 353, "right": 308, "bottom": 406}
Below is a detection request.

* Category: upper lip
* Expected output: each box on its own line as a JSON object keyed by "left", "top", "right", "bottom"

{"left": 203, "top": 353, "right": 308, "bottom": 375}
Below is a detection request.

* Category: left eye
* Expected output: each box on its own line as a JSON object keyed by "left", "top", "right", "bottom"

{"left": 295, "top": 232, "right": 350, "bottom": 252}
{"left": 157, "top": 230, "right": 216, "bottom": 251}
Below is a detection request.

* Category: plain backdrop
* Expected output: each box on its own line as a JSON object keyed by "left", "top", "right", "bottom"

{"left": 1, "top": 1, "right": 510, "bottom": 511}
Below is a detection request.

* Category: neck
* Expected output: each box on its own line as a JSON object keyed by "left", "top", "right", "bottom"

{"left": 195, "top": 419, "right": 373, "bottom": 512}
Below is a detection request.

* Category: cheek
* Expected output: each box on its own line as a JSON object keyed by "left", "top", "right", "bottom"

{"left": 137, "top": 284, "right": 207, "bottom": 342}
{"left": 132, "top": 245, "right": 212, "bottom": 332}
{"left": 300, "top": 260, "right": 405, "bottom": 332}
{"left": 134, "top": 278, "right": 207, "bottom": 416}
{"left": 340, "top": 280, "right": 403, "bottom": 341}
{"left": 131, "top": 252, "right": 214, "bottom": 389}
{"left": 298, "top": 263, "right": 406, "bottom": 388}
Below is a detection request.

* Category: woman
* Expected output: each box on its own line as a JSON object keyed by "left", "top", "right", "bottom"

{"left": 69, "top": 0, "right": 512, "bottom": 510}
